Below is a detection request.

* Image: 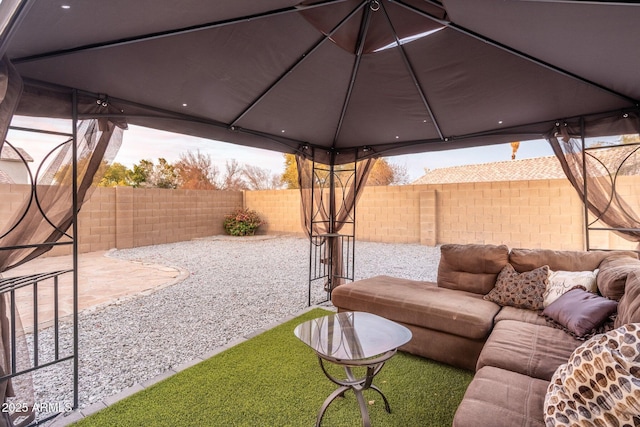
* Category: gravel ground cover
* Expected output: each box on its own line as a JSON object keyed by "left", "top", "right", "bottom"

{"left": 31, "top": 235, "right": 441, "bottom": 419}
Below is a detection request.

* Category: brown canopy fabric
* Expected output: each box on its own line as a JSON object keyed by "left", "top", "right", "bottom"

{"left": 297, "top": 153, "right": 377, "bottom": 290}
{"left": 2, "top": 2, "right": 640, "bottom": 421}
{"left": 548, "top": 117, "right": 640, "bottom": 250}
{"left": 1, "top": 0, "right": 638, "bottom": 164}
{"left": 0, "top": 53, "right": 125, "bottom": 424}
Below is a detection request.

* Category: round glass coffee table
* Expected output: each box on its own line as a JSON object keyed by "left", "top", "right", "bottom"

{"left": 294, "top": 311, "right": 412, "bottom": 427}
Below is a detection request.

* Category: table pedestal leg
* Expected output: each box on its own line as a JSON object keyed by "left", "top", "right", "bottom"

{"left": 315, "top": 354, "right": 394, "bottom": 427}
{"left": 316, "top": 385, "right": 349, "bottom": 427}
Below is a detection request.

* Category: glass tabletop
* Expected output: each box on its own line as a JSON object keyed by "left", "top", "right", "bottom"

{"left": 294, "top": 312, "right": 412, "bottom": 361}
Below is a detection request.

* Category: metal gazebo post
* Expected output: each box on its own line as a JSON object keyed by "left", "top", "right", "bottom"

{"left": 327, "top": 150, "right": 337, "bottom": 296}
{"left": 71, "top": 89, "right": 80, "bottom": 410}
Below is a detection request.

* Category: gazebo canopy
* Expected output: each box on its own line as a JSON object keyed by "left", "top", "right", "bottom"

{"left": 2, "top": 0, "right": 640, "bottom": 164}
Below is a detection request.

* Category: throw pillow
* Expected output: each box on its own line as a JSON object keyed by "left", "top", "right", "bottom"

{"left": 542, "top": 288, "right": 617, "bottom": 339}
{"left": 483, "top": 263, "right": 548, "bottom": 310}
{"left": 543, "top": 269, "right": 599, "bottom": 308}
{"left": 544, "top": 323, "right": 640, "bottom": 427}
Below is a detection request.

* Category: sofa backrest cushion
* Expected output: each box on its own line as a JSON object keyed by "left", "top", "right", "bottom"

{"left": 437, "top": 243, "right": 509, "bottom": 294}
{"left": 615, "top": 270, "right": 640, "bottom": 328}
{"left": 597, "top": 254, "right": 640, "bottom": 301}
{"left": 508, "top": 248, "right": 634, "bottom": 273}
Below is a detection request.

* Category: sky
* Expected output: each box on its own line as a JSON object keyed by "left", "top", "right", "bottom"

{"left": 7, "top": 116, "right": 555, "bottom": 182}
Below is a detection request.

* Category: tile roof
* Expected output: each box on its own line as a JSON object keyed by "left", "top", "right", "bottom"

{"left": 0, "top": 145, "right": 33, "bottom": 162}
{"left": 412, "top": 156, "right": 566, "bottom": 185}
{"left": 413, "top": 146, "right": 640, "bottom": 185}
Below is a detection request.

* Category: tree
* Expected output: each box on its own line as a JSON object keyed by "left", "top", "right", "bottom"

{"left": 219, "top": 159, "right": 246, "bottom": 191}
{"left": 390, "top": 162, "right": 410, "bottom": 185}
{"left": 151, "top": 158, "right": 178, "bottom": 189}
{"left": 174, "top": 151, "right": 279, "bottom": 191}
{"left": 129, "top": 158, "right": 178, "bottom": 188}
{"left": 510, "top": 141, "right": 520, "bottom": 160}
{"left": 173, "top": 150, "right": 218, "bottom": 190}
{"left": 130, "top": 159, "right": 153, "bottom": 188}
{"left": 52, "top": 156, "right": 109, "bottom": 186}
{"left": 368, "top": 158, "right": 409, "bottom": 186}
{"left": 281, "top": 153, "right": 299, "bottom": 189}
{"left": 98, "top": 162, "right": 132, "bottom": 187}
{"left": 281, "top": 154, "right": 408, "bottom": 188}
{"left": 243, "top": 164, "right": 284, "bottom": 190}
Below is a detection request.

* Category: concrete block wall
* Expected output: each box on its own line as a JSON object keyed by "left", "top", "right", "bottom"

{"left": 354, "top": 185, "right": 422, "bottom": 244}
{"left": 0, "top": 184, "right": 243, "bottom": 257}
{"left": 245, "top": 177, "right": 640, "bottom": 251}
{"left": 75, "top": 187, "right": 117, "bottom": 255}
{"left": 419, "top": 190, "right": 437, "bottom": 246}
{"left": 244, "top": 189, "right": 302, "bottom": 236}
{"left": 586, "top": 175, "right": 640, "bottom": 252}
{"left": 2, "top": 176, "right": 639, "bottom": 255}
{"left": 432, "top": 180, "right": 586, "bottom": 250}
{"left": 127, "top": 188, "right": 242, "bottom": 248}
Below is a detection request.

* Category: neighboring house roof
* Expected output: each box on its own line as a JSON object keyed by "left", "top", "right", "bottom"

{"left": 413, "top": 156, "right": 566, "bottom": 185}
{"left": 0, "top": 145, "right": 34, "bottom": 162}
{"left": 412, "top": 147, "right": 640, "bottom": 185}
{"left": 0, "top": 170, "right": 14, "bottom": 184}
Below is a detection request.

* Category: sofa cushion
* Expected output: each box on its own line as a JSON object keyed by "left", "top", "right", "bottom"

{"left": 597, "top": 253, "right": 640, "bottom": 301}
{"left": 493, "top": 306, "right": 549, "bottom": 326}
{"left": 544, "top": 323, "right": 640, "bottom": 426}
{"left": 509, "top": 248, "right": 630, "bottom": 273}
{"left": 483, "top": 263, "right": 548, "bottom": 310}
{"left": 453, "top": 366, "right": 547, "bottom": 427}
{"left": 476, "top": 320, "right": 582, "bottom": 381}
{"left": 397, "top": 322, "right": 485, "bottom": 372}
{"left": 437, "top": 243, "right": 509, "bottom": 294}
{"left": 331, "top": 275, "right": 500, "bottom": 340}
{"left": 542, "top": 288, "right": 617, "bottom": 339}
{"left": 616, "top": 269, "right": 640, "bottom": 328}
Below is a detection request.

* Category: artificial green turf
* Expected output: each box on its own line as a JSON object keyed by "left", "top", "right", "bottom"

{"left": 74, "top": 308, "right": 473, "bottom": 426}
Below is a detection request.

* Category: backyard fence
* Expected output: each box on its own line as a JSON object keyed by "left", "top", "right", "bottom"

{"left": 1, "top": 177, "right": 638, "bottom": 257}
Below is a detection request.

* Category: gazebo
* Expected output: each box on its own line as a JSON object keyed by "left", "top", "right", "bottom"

{"left": 0, "top": 0, "right": 639, "bottom": 423}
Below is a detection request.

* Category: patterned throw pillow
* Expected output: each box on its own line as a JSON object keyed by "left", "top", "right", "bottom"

{"left": 483, "top": 263, "right": 549, "bottom": 310}
{"left": 544, "top": 269, "right": 599, "bottom": 307}
{"left": 544, "top": 323, "right": 640, "bottom": 427}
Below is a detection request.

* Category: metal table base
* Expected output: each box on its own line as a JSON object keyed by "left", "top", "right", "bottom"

{"left": 316, "top": 349, "right": 396, "bottom": 427}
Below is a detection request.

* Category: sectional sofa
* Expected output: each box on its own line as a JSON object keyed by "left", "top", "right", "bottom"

{"left": 331, "top": 243, "right": 640, "bottom": 426}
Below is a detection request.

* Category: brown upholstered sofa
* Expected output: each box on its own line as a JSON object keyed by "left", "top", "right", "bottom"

{"left": 331, "top": 244, "right": 640, "bottom": 426}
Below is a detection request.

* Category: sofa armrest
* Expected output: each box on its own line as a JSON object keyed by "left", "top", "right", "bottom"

{"left": 597, "top": 254, "right": 640, "bottom": 301}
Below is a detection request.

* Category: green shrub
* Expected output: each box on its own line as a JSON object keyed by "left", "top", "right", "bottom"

{"left": 223, "top": 208, "right": 265, "bottom": 236}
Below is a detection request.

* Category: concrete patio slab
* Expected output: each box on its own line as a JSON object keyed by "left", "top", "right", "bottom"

{"left": 1, "top": 250, "right": 188, "bottom": 332}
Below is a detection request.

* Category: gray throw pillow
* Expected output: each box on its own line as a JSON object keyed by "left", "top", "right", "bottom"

{"left": 542, "top": 288, "right": 617, "bottom": 338}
